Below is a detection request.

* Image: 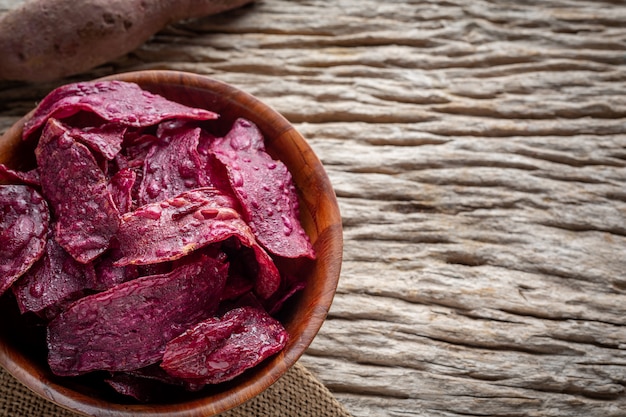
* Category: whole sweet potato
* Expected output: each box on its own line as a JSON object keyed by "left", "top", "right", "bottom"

{"left": 0, "top": 0, "right": 254, "bottom": 82}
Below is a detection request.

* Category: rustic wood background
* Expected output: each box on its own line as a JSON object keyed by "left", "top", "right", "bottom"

{"left": 1, "top": 1, "right": 626, "bottom": 416}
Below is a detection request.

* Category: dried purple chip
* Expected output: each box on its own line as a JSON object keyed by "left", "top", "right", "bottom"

{"left": 0, "top": 164, "right": 40, "bottom": 187}
{"left": 47, "top": 253, "right": 229, "bottom": 376}
{"left": 0, "top": 185, "right": 49, "bottom": 296}
{"left": 104, "top": 372, "right": 163, "bottom": 403}
{"left": 106, "top": 362, "right": 205, "bottom": 401}
{"left": 138, "top": 125, "right": 206, "bottom": 205}
{"left": 197, "top": 131, "right": 236, "bottom": 193}
{"left": 115, "top": 187, "right": 280, "bottom": 299}
{"left": 264, "top": 274, "right": 307, "bottom": 316}
{"left": 23, "top": 80, "right": 218, "bottom": 141}
{"left": 161, "top": 306, "right": 288, "bottom": 386}
{"left": 68, "top": 123, "right": 127, "bottom": 160}
{"left": 108, "top": 168, "right": 136, "bottom": 214}
{"left": 250, "top": 243, "right": 281, "bottom": 300}
{"left": 220, "top": 272, "right": 254, "bottom": 302}
{"left": 35, "top": 118, "right": 120, "bottom": 263}
{"left": 12, "top": 236, "right": 96, "bottom": 315}
{"left": 115, "top": 188, "right": 240, "bottom": 265}
{"left": 92, "top": 245, "right": 139, "bottom": 291}
{"left": 209, "top": 118, "right": 315, "bottom": 259}
{"left": 119, "top": 132, "right": 158, "bottom": 169}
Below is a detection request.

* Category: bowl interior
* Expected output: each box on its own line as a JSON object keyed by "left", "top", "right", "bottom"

{"left": 0, "top": 70, "right": 343, "bottom": 417}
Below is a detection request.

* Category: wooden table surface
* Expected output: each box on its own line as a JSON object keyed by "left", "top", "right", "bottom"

{"left": 2, "top": 1, "right": 626, "bottom": 416}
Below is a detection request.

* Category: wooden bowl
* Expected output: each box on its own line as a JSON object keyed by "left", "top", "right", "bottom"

{"left": 0, "top": 70, "right": 343, "bottom": 416}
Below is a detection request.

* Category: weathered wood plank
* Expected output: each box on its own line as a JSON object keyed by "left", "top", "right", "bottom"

{"left": 2, "top": 0, "right": 626, "bottom": 416}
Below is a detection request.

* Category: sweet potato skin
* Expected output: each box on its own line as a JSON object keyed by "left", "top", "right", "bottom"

{"left": 0, "top": 0, "right": 254, "bottom": 82}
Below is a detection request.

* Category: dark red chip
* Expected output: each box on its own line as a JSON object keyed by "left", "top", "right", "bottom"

{"left": 12, "top": 236, "right": 96, "bottom": 315}
{"left": 220, "top": 271, "right": 254, "bottom": 302}
{"left": 35, "top": 118, "right": 120, "bottom": 263}
{"left": 161, "top": 306, "right": 288, "bottom": 385}
{"left": 0, "top": 164, "right": 40, "bottom": 187}
{"left": 114, "top": 188, "right": 240, "bottom": 265}
{"left": 69, "top": 123, "right": 127, "bottom": 160}
{"left": 118, "top": 132, "right": 158, "bottom": 170}
{"left": 138, "top": 125, "right": 206, "bottom": 205}
{"left": 92, "top": 245, "right": 139, "bottom": 291}
{"left": 22, "top": 80, "right": 218, "bottom": 141}
{"left": 0, "top": 185, "right": 49, "bottom": 296}
{"left": 47, "top": 253, "right": 229, "bottom": 376}
{"left": 108, "top": 168, "right": 136, "bottom": 214}
{"left": 106, "top": 363, "right": 205, "bottom": 399}
{"left": 264, "top": 273, "right": 307, "bottom": 316}
{"left": 115, "top": 187, "right": 280, "bottom": 299}
{"left": 209, "top": 118, "right": 315, "bottom": 259}
{"left": 104, "top": 372, "right": 164, "bottom": 403}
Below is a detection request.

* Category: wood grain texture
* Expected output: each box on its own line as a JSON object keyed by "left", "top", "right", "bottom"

{"left": 1, "top": 1, "right": 626, "bottom": 416}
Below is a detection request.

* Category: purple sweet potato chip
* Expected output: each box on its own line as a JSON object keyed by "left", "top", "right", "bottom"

{"left": 0, "top": 164, "right": 40, "bottom": 187}
{"left": 161, "top": 306, "right": 288, "bottom": 386}
{"left": 22, "top": 81, "right": 218, "bottom": 141}
{"left": 250, "top": 243, "right": 281, "bottom": 300}
{"left": 68, "top": 123, "right": 127, "bottom": 160}
{"left": 220, "top": 271, "right": 254, "bottom": 302}
{"left": 119, "top": 132, "right": 158, "bottom": 169}
{"left": 221, "top": 237, "right": 281, "bottom": 301}
{"left": 104, "top": 372, "right": 164, "bottom": 402}
{"left": 115, "top": 187, "right": 280, "bottom": 299}
{"left": 138, "top": 125, "right": 206, "bottom": 205}
{"left": 209, "top": 118, "right": 315, "bottom": 259}
{"left": 0, "top": 185, "right": 49, "bottom": 296}
{"left": 264, "top": 274, "right": 307, "bottom": 316}
{"left": 47, "top": 253, "right": 229, "bottom": 376}
{"left": 115, "top": 188, "right": 240, "bottom": 265}
{"left": 108, "top": 168, "right": 136, "bottom": 214}
{"left": 92, "top": 245, "right": 139, "bottom": 291}
{"left": 106, "top": 362, "right": 205, "bottom": 400}
{"left": 35, "top": 118, "right": 120, "bottom": 263}
{"left": 12, "top": 236, "right": 97, "bottom": 315}
{"left": 197, "top": 131, "right": 234, "bottom": 192}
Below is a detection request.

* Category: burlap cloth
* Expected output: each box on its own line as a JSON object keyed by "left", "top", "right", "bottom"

{"left": 0, "top": 362, "right": 352, "bottom": 417}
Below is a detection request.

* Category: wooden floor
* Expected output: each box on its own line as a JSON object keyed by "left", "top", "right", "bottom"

{"left": 1, "top": 1, "right": 626, "bottom": 416}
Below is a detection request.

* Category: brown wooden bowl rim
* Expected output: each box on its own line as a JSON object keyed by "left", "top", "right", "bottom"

{"left": 0, "top": 70, "right": 343, "bottom": 417}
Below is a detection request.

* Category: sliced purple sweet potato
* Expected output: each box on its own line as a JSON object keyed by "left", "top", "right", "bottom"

{"left": 108, "top": 168, "right": 136, "bottom": 214}
{"left": 104, "top": 372, "right": 164, "bottom": 403}
{"left": 220, "top": 271, "right": 254, "bottom": 302}
{"left": 264, "top": 273, "right": 307, "bottom": 316}
{"left": 197, "top": 131, "right": 234, "bottom": 193}
{"left": 23, "top": 81, "right": 218, "bottom": 141}
{"left": 115, "top": 187, "right": 280, "bottom": 299}
{"left": 138, "top": 125, "right": 206, "bottom": 205}
{"left": 209, "top": 118, "right": 315, "bottom": 259}
{"left": 115, "top": 188, "right": 240, "bottom": 266}
{"left": 47, "top": 253, "right": 229, "bottom": 376}
{"left": 0, "top": 184, "right": 49, "bottom": 296}
{"left": 161, "top": 306, "right": 288, "bottom": 386}
{"left": 249, "top": 243, "right": 281, "bottom": 300}
{"left": 68, "top": 123, "right": 127, "bottom": 160}
{"left": 119, "top": 132, "right": 158, "bottom": 169}
{"left": 35, "top": 118, "right": 120, "bottom": 263}
{"left": 12, "top": 236, "right": 97, "bottom": 315}
{"left": 92, "top": 245, "right": 139, "bottom": 291}
{"left": 106, "top": 362, "right": 205, "bottom": 400}
{"left": 0, "top": 164, "right": 40, "bottom": 187}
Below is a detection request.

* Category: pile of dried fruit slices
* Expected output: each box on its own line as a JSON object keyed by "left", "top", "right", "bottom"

{"left": 0, "top": 80, "right": 315, "bottom": 401}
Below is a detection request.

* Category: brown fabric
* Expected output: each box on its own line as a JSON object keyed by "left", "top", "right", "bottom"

{"left": 0, "top": 362, "right": 352, "bottom": 417}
